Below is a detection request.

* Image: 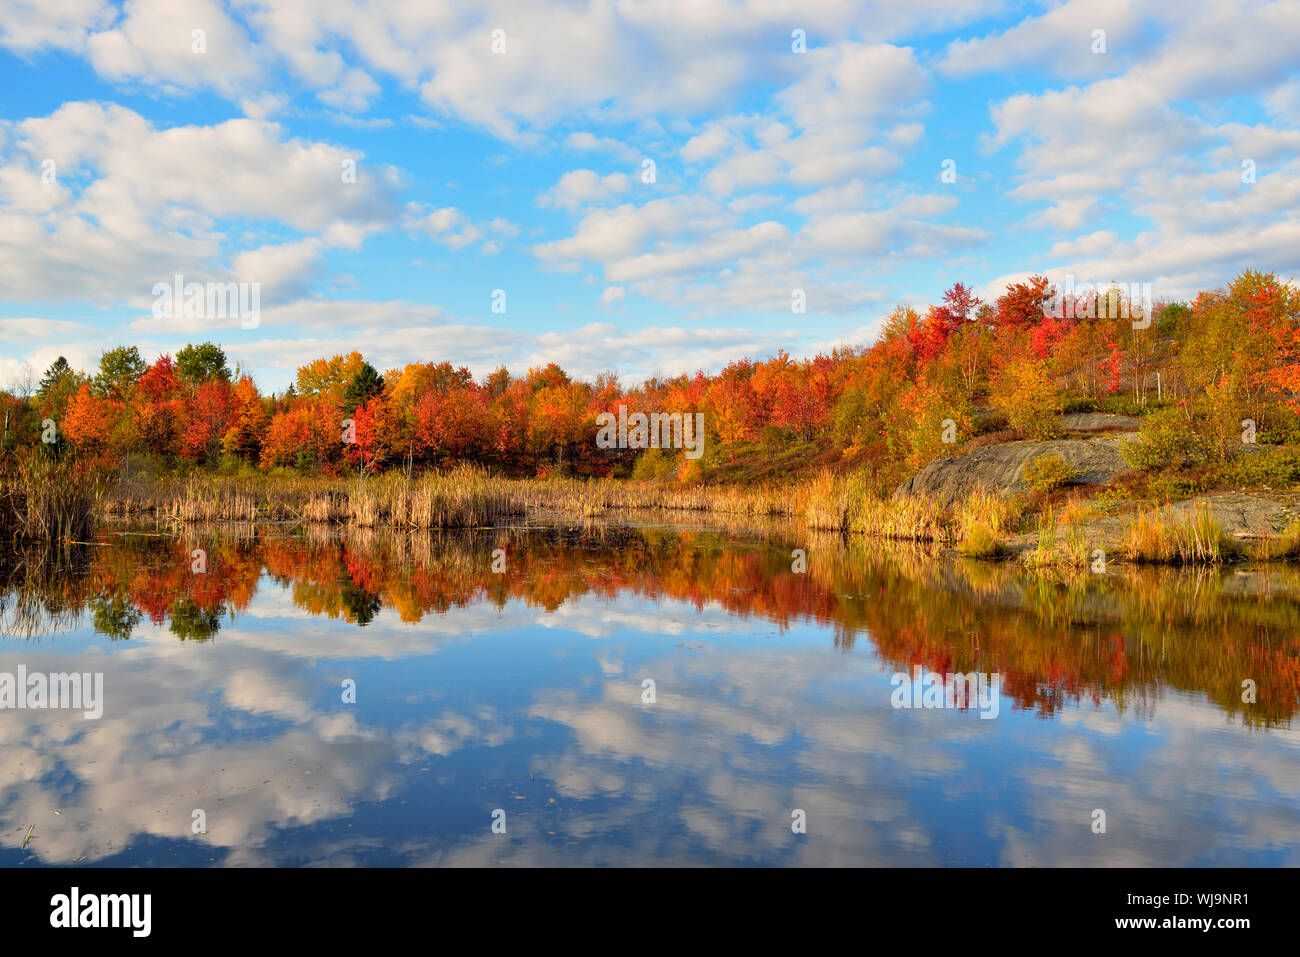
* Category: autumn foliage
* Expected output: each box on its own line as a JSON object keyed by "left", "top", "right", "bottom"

{"left": 12, "top": 271, "right": 1300, "bottom": 489}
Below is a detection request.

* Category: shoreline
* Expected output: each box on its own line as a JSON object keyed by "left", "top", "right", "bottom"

{"left": 89, "top": 467, "right": 1300, "bottom": 567}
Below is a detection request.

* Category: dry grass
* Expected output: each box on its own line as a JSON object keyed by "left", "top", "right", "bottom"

{"left": 108, "top": 464, "right": 526, "bottom": 528}
{"left": 0, "top": 449, "right": 113, "bottom": 543}
{"left": 1123, "top": 501, "right": 1233, "bottom": 564}
{"left": 1020, "top": 506, "right": 1054, "bottom": 567}
{"left": 105, "top": 464, "right": 1032, "bottom": 545}
{"left": 953, "top": 487, "right": 1022, "bottom": 538}
{"left": 348, "top": 469, "right": 525, "bottom": 528}
{"left": 519, "top": 475, "right": 796, "bottom": 518}
{"left": 850, "top": 494, "right": 954, "bottom": 541}
{"left": 959, "top": 521, "right": 1009, "bottom": 558}
{"left": 1249, "top": 518, "right": 1300, "bottom": 561}
{"left": 803, "top": 468, "right": 853, "bottom": 531}
{"left": 89, "top": 464, "right": 1283, "bottom": 571}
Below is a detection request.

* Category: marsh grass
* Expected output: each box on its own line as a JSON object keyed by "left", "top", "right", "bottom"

{"left": 0, "top": 450, "right": 112, "bottom": 543}
{"left": 1064, "top": 518, "right": 1088, "bottom": 567}
{"left": 1123, "top": 501, "right": 1234, "bottom": 564}
{"left": 1249, "top": 518, "right": 1300, "bottom": 561}
{"left": 347, "top": 470, "right": 526, "bottom": 527}
{"left": 848, "top": 494, "right": 953, "bottom": 541}
{"left": 111, "top": 468, "right": 811, "bottom": 528}
{"left": 1022, "top": 506, "right": 1059, "bottom": 568}
{"left": 108, "top": 464, "right": 527, "bottom": 528}
{"left": 953, "top": 488, "right": 1022, "bottom": 538}
{"left": 959, "top": 521, "right": 1008, "bottom": 558}
{"left": 90, "top": 463, "right": 1291, "bottom": 570}
{"left": 109, "top": 464, "right": 1038, "bottom": 548}
{"left": 521, "top": 476, "right": 795, "bottom": 518}
{"left": 108, "top": 463, "right": 1019, "bottom": 544}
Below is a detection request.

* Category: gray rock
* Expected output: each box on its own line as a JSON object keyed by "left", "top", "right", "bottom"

{"left": 1000, "top": 492, "right": 1297, "bottom": 556}
{"left": 895, "top": 438, "right": 1129, "bottom": 506}
{"left": 1162, "top": 493, "right": 1291, "bottom": 538}
{"left": 1059, "top": 412, "right": 1141, "bottom": 431}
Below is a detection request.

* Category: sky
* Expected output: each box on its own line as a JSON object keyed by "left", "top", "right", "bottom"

{"left": 0, "top": 0, "right": 1298, "bottom": 394}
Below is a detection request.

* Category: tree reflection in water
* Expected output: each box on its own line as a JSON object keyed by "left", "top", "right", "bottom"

{"left": 2, "top": 522, "right": 1298, "bottom": 727}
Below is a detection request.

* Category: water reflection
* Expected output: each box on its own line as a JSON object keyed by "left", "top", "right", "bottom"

{"left": 2, "top": 523, "right": 1299, "bottom": 866}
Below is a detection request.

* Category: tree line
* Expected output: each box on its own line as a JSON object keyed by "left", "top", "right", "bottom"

{"left": 3, "top": 270, "right": 1296, "bottom": 489}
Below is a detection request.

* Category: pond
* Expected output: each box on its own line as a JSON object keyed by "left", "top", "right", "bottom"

{"left": 2, "top": 521, "right": 1299, "bottom": 866}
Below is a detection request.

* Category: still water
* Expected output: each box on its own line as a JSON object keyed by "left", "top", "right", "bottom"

{"left": 2, "top": 521, "right": 1299, "bottom": 866}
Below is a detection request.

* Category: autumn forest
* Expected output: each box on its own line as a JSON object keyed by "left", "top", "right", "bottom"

{"left": 4, "top": 270, "right": 1299, "bottom": 506}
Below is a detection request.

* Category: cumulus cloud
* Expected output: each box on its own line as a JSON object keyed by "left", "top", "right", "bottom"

{"left": 402, "top": 204, "right": 517, "bottom": 252}
{"left": 4, "top": 0, "right": 1298, "bottom": 386}
{"left": 0, "top": 0, "right": 113, "bottom": 52}
{"left": 0, "top": 102, "right": 399, "bottom": 305}
{"left": 974, "top": 1, "right": 1300, "bottom": 295}
{"left": 564, "top": 131, "right": 639, "bottom": 163}
{"left": 86, "top": 0, "right": 266, "bottom": 97}
{"left": 537, "top": 169, "right": 630, "bottom": 211}
{"left": 939, "top": 0, "right": 1150, "bottom": 79}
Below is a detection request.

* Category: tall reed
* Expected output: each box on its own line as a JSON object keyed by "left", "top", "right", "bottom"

{"left": 0, "top": 449, "right": 112, "bottom": 542}
{"left": 1123, "top": 501, "right": 1233, "bottom": 565}
{"left": 113, "top": 464, "right": 527, "bottom": 528}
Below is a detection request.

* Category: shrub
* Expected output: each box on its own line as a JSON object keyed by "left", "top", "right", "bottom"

{"left": 1120, "top": 406, "right": 1208, "bottom": 471}
{"left": 971, "top": 411, "right": 1011, "bottom": 436}
{"left": 631, "top": 447, "right": 679, "bottom": 481}
{"left": 1217, "top": 446, "right": 1300, "bottom": 487}
{"left": 1021, "top": 453, "right": 1082, "bottom": 494}
{"left": 1147, "top": 473, "right": 1212, "bottom": 499}
{"left": 1202, "top": 376, "right": 1245, "bottom": 462}
{"left": 895, "top": 380, "right": 975, "bottom": 470}
{"left": 1096, "top": 395, "right": 1150, "bottom": 417}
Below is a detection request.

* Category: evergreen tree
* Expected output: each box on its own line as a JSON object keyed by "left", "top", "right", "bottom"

{"left": 343, "top": 362, "right": 384, "bottom": 415}
{"left": 37, "top": 356, "right": 71, "bottom": 398}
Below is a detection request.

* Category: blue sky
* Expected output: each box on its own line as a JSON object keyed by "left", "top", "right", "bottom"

{"left": 1, "top": 0, "right": 1298, "bottom": 393}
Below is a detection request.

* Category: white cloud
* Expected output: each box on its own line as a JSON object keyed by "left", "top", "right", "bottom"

{"left": 0, "top": 317, "right": 90, "bottom": 340}
{"left": 403, "top": 204, "right": 517, "bottom": 252}
{"left": 316, "top": 66, "right": 381, "bottom": 112}
{"left": 1264, "top": 77, "right": 1300, "bottom": 123}
{"left": 564, "top": 131, "right": 639, "bottom": 163}
{"left": 0, "top": 103, "right": 398, "bottom": 305}
{"left": 939, "top": 0, "right": 1148, "bottom": 79}
{"left": 605, "top": 221, "right": 791, "bottom": 284}
{"left": 86, "top": 0, "right": 265, "bottom": 97}
{"left": 533, "top": 195, "right": 728, "bottom": 267}
{"left": 538, "top": 169, "right": 630, "bottom": 211}
{"left": 0, "top": 0, "right": 113, "bottom": 52}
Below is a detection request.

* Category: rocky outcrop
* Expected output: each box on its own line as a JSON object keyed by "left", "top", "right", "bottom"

{"left": 1059, "top": 412, "right": 1141, "bottom": 431}
{"left": 1162, "top": 493, "right": 1295, "bottom": 538}
{"left": 999, "top": 492, "right": 1300, "bottom": 555}
{"left": 895, "top": 438, "right": 1129, "bottom": 506}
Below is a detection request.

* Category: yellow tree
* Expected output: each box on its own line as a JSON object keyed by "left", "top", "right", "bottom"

{"left": 295, "top": 352, "right": 367, "bottom": 400}
{"left": 990, "top": 358, "right": 1061, "bottom": 439}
